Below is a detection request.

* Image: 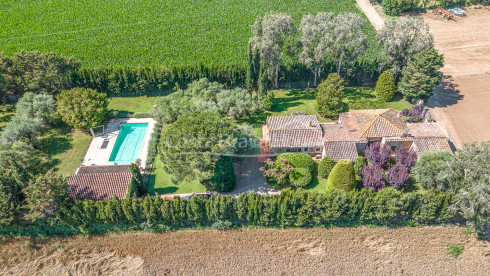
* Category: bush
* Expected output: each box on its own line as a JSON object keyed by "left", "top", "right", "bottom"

{"left": 207, "top": 156, "right": 236, "bottom": 192}
{"left": 277, "top": 153, "right": 315, "bottom": 173}
{"left": 375, "top": 70, "right": 395, "bottom": 101}
{"left": 261, "top": 91, "right": 275, "bottom": 110}
{"left": 56, "top": 88, "right": 108, "bottom": 131}
{"left": 316, "top": 73, "right": 344, "bottom": 118}
{"left": 326, "top": 159, "right": 356, "bottom": 191}
{"left": 211, "top": 220, "right": 233, "bottom": 230}
{"left": 361, "top": 164, "right": 385, "bottom": 192}
{"left": 319, "top": 157, "right": 335, "bottom": 178}
{"left": 382, "top": 0, "right": 404, "bottom": 16}
{"left": 413, "top": 151, "right": 454, "bottom": 190}
{"left": 354, "top": 156, "right": 366, "bottom": 177}
{"left": 289, "top": 168, "right": 312, "bottom": 188}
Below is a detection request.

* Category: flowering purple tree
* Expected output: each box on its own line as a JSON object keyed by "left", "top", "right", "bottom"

{"left": 395, "top": 147, "right": 417, "bottom": 168}
{"left": 388, "top": 162, "right": 410, "bottom": 189}
{"left": 401, "top": 104, "right": 425, "bottom": 122}
{"left": 361, "top": 164, "right": 385, "bottom": 192}
{"left": 364, "top": 142, "right": 391, "bottom": 167}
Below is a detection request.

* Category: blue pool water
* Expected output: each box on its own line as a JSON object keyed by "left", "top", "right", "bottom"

{"left": 109, "top": 123, "right": 148, "bottom": 165}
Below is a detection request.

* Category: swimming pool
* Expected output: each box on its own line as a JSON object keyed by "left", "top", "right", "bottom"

{"left": 109, "top": 123, "right": 148, "bottom": 165}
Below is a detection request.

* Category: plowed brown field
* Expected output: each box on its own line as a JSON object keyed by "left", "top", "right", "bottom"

{"left": 1, "top": 227, "right": 489, "bottom": 275}
{"left": 424, "top": 9, "right": 490, "bottom": 148}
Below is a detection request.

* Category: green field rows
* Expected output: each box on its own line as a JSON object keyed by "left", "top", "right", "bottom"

{"left": 0, "top": 0, "right": 377, "bottom": 67}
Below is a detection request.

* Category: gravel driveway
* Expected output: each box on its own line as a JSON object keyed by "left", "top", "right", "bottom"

{"left": 224, "top": 157, "right": 279, "bottom": 196}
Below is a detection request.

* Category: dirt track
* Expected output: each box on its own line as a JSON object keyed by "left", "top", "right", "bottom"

{"left": 1, "top": 227, "right": 489, "bottom": 275}
{"left": 424, "top": 9, "right": 490, "bottom": 148}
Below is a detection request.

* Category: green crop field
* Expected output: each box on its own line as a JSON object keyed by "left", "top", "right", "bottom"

{"left": 0, "top": 0, "right": 377, "bottom": 67}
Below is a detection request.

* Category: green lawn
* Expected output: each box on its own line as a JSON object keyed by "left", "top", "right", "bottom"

{"left": 108, "top": 96, "right": 160, "bottom": 117}
{"left": 41, "top": 125, "right": 93, "bottom": 176}
{"left": 242, "top": 88, "right": 411, "bottom": 138}
{"left": 147, "top": 155, "right": 207, "bottom": 195}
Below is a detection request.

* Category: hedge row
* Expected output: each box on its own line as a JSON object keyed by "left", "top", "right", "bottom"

{"left": 55, "top": 189, "right": 457, "bottom": 231}
{"left": 72, "top": 61, "right": 379, "bottom": 96}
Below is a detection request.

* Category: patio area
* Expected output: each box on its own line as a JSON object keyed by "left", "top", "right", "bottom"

{"left": 82, "top": 118, "right": 156, "bottom": 168}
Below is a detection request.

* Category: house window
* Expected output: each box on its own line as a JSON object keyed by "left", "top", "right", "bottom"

{"left": 286, "top": 149, "right": 290, "bottom": 152}
{"left": 315, "top": 147, "right": 320, "bottom": 152}
{"left": 303, "top": 148, "right": 309, "bottom": 152}
{"left": 298, "top": 148, "right": 302, "bottom": 152}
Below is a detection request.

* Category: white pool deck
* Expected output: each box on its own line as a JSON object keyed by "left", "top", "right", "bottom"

{"left": 81, "top": 118, "right": 156, "bottom": 169}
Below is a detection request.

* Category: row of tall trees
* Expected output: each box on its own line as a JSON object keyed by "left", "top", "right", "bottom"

{"left": 247, "top": 12, "right": 367, "bottom": 90}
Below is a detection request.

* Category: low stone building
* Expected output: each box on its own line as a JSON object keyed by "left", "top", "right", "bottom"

{"left": 262, "top": 109, "right": 452, "bottom": 162}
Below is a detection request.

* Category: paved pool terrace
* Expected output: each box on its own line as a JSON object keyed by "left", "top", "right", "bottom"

{"left": 82, "top": 118, "right": 156, "bottom": 169}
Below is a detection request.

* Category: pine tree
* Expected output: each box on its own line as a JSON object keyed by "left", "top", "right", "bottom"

{"left": 375, "top": 70, "right": 396, "bottom": 101}
{"left": 316, "top": 73, "right": 344, "bottom": 118}
{"left": 399, "top": 48, "right": 444, "bottom": 103}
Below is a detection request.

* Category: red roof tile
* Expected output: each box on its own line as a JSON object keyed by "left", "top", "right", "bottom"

{"left": 68, "top": 172, "right": 132, "bottom": 201}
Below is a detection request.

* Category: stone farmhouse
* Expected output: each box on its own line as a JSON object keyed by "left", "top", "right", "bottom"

{"left": 263, "top": 109, "right": 452, "bottom": 161}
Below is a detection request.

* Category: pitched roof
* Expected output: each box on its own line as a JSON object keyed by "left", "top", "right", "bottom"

{"left": 267, "top": 115, "right": 320, "bottom": 130}
{"left": 323, "top": 141, "right": 359, "bottom": 162}
{"left": 68, "top": 172, "right": 132, "bottom": 201}
{"left": 340, "top": 109, "right": 407, "bottom": 138}
{"left": 269, "top": 129, "right": 323, "bottom": 148}
{"left": 411, "top": 137, "right": 452, "bottom": 155}
{"left": 323, "top": 127, "right": 367, "bottom": 143}
{"left": 406, "top": 123, "right": 446, "bottom": 137}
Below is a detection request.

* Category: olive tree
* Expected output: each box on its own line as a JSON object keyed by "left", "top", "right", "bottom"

{"left": 378, "top": 17, "right": 433, "bottom": 80}
{"left": 322, "top": 13, "right": 367, "bottom": 75}
{"left": 250, "top": 13, "right": 294, "bottom": 88}
{"left": 299, "top": 12, "right": 334, "bottom": 87}
{"left": 15, "top": 92, "right": 56, "bottom": 126}
{"left": 56, "top": 87, "right": 108, "bottom": 131}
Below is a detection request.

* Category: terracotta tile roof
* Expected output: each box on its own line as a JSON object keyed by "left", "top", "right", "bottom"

{"left": 267, "top": 115, "right": 320, "bottom": 130}
{"left": 323, "top": 141, "right": 359, "bottom": 162}
{"left": 68, "top": 172, "right": 132, "bottom": 201}
{"left": 406, "top": 123, "right": 446, "bottom": 137}
{"left": 269, "top": 129, "right": 323, "bottom": 148}
{"left": 323, "top": 128, "right": 367, "bottom": 143}
{"left": 411, "top": 137, "right": 452, "bottom": 155}
{"left": 340, "top": 109, "right": 407, "bottom": 138}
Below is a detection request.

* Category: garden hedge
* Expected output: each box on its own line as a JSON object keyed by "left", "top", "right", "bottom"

{"left": 326, "top": 159, "right": 356, "bottom": 191}
{"left": 277, "top": 153, "right": 315, "bottom": 173}
{"left": 319, "top": 157, "right": 335, "bottom": 178}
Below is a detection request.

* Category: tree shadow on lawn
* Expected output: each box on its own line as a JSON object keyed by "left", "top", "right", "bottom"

{"left": 242, "top": 89, "right": 316, "bottom": 128}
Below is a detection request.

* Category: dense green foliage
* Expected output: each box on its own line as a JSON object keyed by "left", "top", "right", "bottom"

{"left": 35, "top": 188, "right": 457, "bottom": 237}
{"left": 152, "top": 78, "right": 256, "bottom": 123}
{"left": 399, "top": 48, "right": 444, "bottom": 103}
{"left": 22, "top": 170, "right": 67, "bottom": 222}
{"left": 319, "top": 157, "right": 335, "bottom": 179}
{"left": 207, "top": 156, "right": 236, "bottom": 192}
{"left": 56, "top": 88, "right": 108, "bottom": 131}
{"left": 414, "top": 151, "right": 454, "bottom": 190}
{"left": 316, "top": 73, "right": 345, "bottom": 118}
{"left": 159, "top": 111, "right": 254, "bottom": 183}
{"left": 0, "top": 0, "right": 377, "bottom": 68}
{"left": 381, "top": 0, "right": 490, "bottom": 16}
{"left": 129, "top": 164, "right": 147, "bottom": 197}
{"left": 375, "top": 70, "right": 396, "bottom": 101}
{"left": 326, "top": 159, "right": 356, "bottom": 191}
{"left": 0, "top": 51, "right": 79, "bottom": 98}
{"left": 354, "top": 156, "right": 366, "bottom": 178}
{"left": 277, "top": 153, "right": 315, "bottom": 174}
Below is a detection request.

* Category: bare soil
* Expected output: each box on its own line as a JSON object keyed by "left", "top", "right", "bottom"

{"left": 424, "top": 9, "right": 490, "bottom": 148}
{"left": 1, "top": 227, "right": 489, "bottom": 275}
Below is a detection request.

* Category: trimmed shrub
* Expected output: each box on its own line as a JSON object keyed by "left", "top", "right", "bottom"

{"left": 318, "top": 157, "right": 335, "bottom": 178}
{"left": 277, "top": 153, "right": 315, "bottom": 173}
{"left": 354, "top": 156, "right": 366, "bottom": 177}
{"left": 375, "top": 70, "right": 395, "bottom": 101}
{"left": 316, "top": 73, "right": 345, "bottom": 118}
{"left": 326, "top": 159, "right": 356, "bottom": 191}
{"left": 208, "top": 156, "right": 236, "bottom": 192}
{"left": 261, "top": 91, "right": 275, "bottom": 110}
{"left": 289, "top": 168, "right": 313, "bottom": 188}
